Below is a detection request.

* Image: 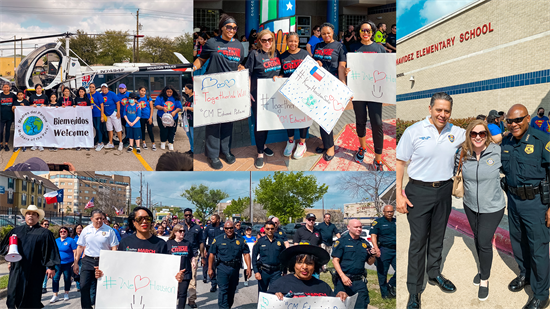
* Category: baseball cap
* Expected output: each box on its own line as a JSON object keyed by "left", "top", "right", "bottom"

{"left": 119, "top": 84, "right": 126, "bottom": 89}
{"left": 260, "top": 227, "right": 265, "bottom": 233}
{"left": 100, "top": 83, "right": 108, "bottom": 88}
{"left": 488, "top": 110, "right": 499, "bottom": 117}
{"left": 306, "top": 213, "right": 316, "bottom": 220}
{"left": 6, "top": 157, "right": 49, "bottom": 171}
{"left": 246, "top": 226, "right": 252, "bottom": 230}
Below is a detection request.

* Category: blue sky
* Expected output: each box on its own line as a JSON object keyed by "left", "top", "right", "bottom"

{"left": 0, "top": 0, "right": 193, "bottom": 56}
{"left": 34, "top": 171, "right": 394, "bottom": 213}
{"left": 397, "top": 0, "right": 477, "bottom": 39}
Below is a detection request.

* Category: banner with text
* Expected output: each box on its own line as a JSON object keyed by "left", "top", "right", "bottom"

{"left": 194, "top": 70, "right": 251, "bottom": 127}
{"left": 257, "top": 78, "right": 313, "bottom": 131}
{"left": 14, "top": 106, "right": 93, "bottom": 148}
{"left": 347, "top": 53, "right": 396, "bottom": 104}
{"left": 278, "top": 56, "right": 353, "bottom": 133}
{"left": 257, "top": 292, "right": 358, "bottom": 309}
{"left": 96, "top": 250, "right": 181, "bottom": 309}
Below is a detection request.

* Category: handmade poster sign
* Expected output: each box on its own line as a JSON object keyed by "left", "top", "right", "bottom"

{"left": 257, "top": 292, "right": 358, "bottom": 309}
{"left": 96, "top": 250, "right": 181, "bottom": 308}
{"left": 278, "top": 56, "right": 353, "bottom": 134}
{"left": 14, "top": 106, "right": 93, "bottom": 148}
{"left": 256, "top": 78, "right": 313, "bottom": 131}
{"left": 347, "top": 53, "right": 396, "bottom": 104}
{"left": 242, "top": 242, "right": 254, "bottom": 270}
{"left": 194, "top": 70, "right": 251, "bottom": 127}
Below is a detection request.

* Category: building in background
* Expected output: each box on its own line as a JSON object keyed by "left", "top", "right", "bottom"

{"left": 343, "top": 178, "right": 396, "bottom": 225}
{"left": 0, "top": 56, "right": 22, "bottom": 77}
{"left": 0, "top": 171, "right": 58, "bottom": 211}
{"left": 302, "top": 208, "right": 343, "bottom": 223}
{"left": 396, "top": 0, "right": 550, "bottom": 120}
{"left": 42, "top": 172, "right": 131, "bottom": 214}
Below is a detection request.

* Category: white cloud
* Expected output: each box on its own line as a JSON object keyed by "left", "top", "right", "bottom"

{"left": 419, "top": 0, "right": 477, "bottom": 25}
{"left": 397, "top": 0, "right": 424, "bottom": 20}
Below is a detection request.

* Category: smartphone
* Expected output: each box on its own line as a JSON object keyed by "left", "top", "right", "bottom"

{"left": 47, "top": 164, "right": 70, "bottom": 171}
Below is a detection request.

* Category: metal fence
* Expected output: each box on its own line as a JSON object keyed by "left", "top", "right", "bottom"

{"left": 0, "top": 207, "right": 88, "bottom": 227}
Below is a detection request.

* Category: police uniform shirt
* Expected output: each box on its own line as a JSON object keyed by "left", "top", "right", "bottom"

{"left": 183, "top": 222, "right": 203, "bottom": 253}
{"left": 293, "top": 225, "right": 322, "bottom": 246}
{"left": 331, "top": 233, "right": 372, "bottom": 275}
{"left": 234, "top": 228, "right": 245, "bottom": 237}
{"left": 317, "top": 222, "right": 340, "bottom": 246}
{"left": 501, "top": 126, "right": 550, "bottom": 188}
{"left": 77, "top": 223, "right": 119, "bottom": 257}
{"left": 275, "top": 227, "right": 288, "bottom": 242}
{"left": 203, "top": 224, "right": 225, "bottom": 247}
{"left": 208, "top": 234, "right": 250, "bottom": 262}
{"left": 370, "top": 216, "right": 396, "bottom": 247}
{"left": 251, "top": 235, "right": 285, "bottom": 273}
{"left": 396, "top": 116, "right": 466, "bottom": 182}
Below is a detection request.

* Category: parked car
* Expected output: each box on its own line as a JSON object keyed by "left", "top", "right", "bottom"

{"left": 251, "top": 224, "right": 264, "bottom": 235}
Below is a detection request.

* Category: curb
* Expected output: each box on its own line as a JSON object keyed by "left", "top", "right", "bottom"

{"left": 0, "top": 288, "right": 6, "bottom": 299}
{"left": 447, "top": 209, "right": 513, "bottom": 256}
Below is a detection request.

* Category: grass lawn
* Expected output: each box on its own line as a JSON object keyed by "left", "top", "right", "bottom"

{"left": 0, "top": 275, "right": 8, "bottom": 289}
{"left": 320, "top": 261, "right": 396, "bottom": 309}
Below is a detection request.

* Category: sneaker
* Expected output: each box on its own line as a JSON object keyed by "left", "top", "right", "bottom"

{"left": 118, "top": 143, "right": 123, "bottom": 151}
{"left": 13, "top": 147, "right": 18, "bottom": 152}
{"left": 355, "top": 147, "right": 365, "bottom": 163}
{"left": 283, "top": 140, "right": 295, "bottom": 157}
{"left": 21, "top": 147, "right": 26, "bottom": 152}
{"left": 473, "top": 273, "right": 480, "bottom": 286}
{"left": 95, "top": 143, "right": 104, "bottom": 152}
{"left": 105, "top": 143, "right": 114, "bottom": 149}
{"left": 152, "top": 144, "right": 157, "bottom": 151}
{"left": 63, "top": 294, "right": 69, "bottom": 301}
{"left": 42, "top": 288, "right": 47, "bottom": 294}
{"left": 161, "top": 142, "right": 166, "bottom": 150}
{"left": 50, "top": 295, "right": 59, "bottom": 303}
{"left": 244, "top": 281, "right": 249, "bottom": 287}
{"left": 76, "top": 147, "right": 81, "bottom": 151}
{"left": 4, "top": 145, "right": 8, "bottom": 151}
{"left": 168, "top": 143, "right": 174, "bottom": 151}
{"left": 127, "top": 146, "right": 133, "bottom": 153}
{"left": 38, "top": 146, "right": 44, "bottom": 152}
{"left": 51, "top": 147, "right": 58, "bottom": 152}
{"left": 208, "top": 157, "right": 223, "bottom": 170}
{"left": 221, "top": 152, "right": 236, "bottom": 165}
{"left": 136, "top": 148, "right": 141, "bottom": 154}
{"left": 86, "top": 148, "right": 90, "bottom": 151}
{"left": 255, "top": 157, "right": 264, "bottom": 169}
{"left": 31, "top": 146, "right": 37, "bottom": 151}
{"left": 478, "top": 282, "right": 489, "bottom": 301}
{"left": 142, "top": 142, "right": 147, "bottom": 150}
{"left": 373, "top": 159, "right": 384, "bottom": 171}
{"left": 293, "top": 142, "right": 307, "bottom": 159}
{"left": 263, "top": 147, "right": 274, "bottom": 156}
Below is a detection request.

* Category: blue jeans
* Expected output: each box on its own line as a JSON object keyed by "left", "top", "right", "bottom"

{"left": 186, "top": 126, "right": 194, "bottom": 152}
{"left": 43, "top": 274, "right": 48, "bottom": 289}
{"left": 53, "top": 263, "right": 72, "bottom": 293}
{"left": 76, "top": 260, "right": 82, "bottom": 290}
{"left": 93, "top": 116, "right": 103, "bottom": 145}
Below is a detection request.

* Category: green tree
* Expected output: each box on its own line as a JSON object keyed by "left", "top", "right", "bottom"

{"left": 174, "top": 33, "right": 194, "bottom": 63}
{"left": 181, "top": 184, "right": 229, "bottom": 222}
{"left": 58, "top": 30, "right": 98, "bottom": 65}
{"left": 254, "top": 172, "right": 328, "bottom": 225}
{"left": 139, "top": 36, "right": 177, "bottom": 63}
{"left": 223, "top": 197, "right": 250, "bottom": 219}
{"left": 96, "top": 30, "right": 132, "bottom": 65}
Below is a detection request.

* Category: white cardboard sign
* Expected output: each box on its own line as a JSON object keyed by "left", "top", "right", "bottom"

{"left": 257, "top": 292, "right": 358, "bottom": 309}
{"left": 14, "top": 106, "right": 94, "bottom": 148}
{"left": 194, "top": 70, "right": 251, "bottom": 127}
{"left": 256, "top": 78, "right": 313, "bottom": 131}
{"left": 96, "top": 250, "right": 181, "bottom": 309}
{"left": 278, "top": 56, "right": 353, "bottom": 134}
{"left": 347, "top": 53, "right": 396, "bottom": 104}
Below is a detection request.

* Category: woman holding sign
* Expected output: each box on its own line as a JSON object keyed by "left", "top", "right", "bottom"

{"left": 192, "top": 14, "right": 245, "bottom": 170}
{"left": 348, "top": 20, "right": 386, "bottom": 171}
{"left": 313, "top": 23, "right": 348, "bottom": 162}
{"left": 245, "top": 29, "right": 281, "bottom": 169}
{"left": 276, "top": 32, "right": 311, "bottom": 159}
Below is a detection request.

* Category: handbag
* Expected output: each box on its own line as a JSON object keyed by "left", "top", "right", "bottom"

{"left": 452, "top": 150, "right": 465, "bottom": 198}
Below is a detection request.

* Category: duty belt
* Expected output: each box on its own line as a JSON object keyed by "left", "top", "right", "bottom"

{"left": 260, "top": 264, "right": 281, "bottom": 272}
{"left": 409, "top": 178, "right": 452, "bottom": 188}
{"left": 345, "top": 273, "right": 365, "bottom": 281}
{"left": 509, "top": 185, "right": 540, "bottom": 200}
{"left": 220, "top": 259, "right": 241, "bottom": 268}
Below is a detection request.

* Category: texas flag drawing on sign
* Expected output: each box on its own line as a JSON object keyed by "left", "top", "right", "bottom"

{"left": 310, "top": 67, "right": 325, "bottom": 81}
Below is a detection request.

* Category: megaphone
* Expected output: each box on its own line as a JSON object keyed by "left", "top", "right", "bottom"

{"left": 5, "top": 235, "right": 21, "bottom": 263}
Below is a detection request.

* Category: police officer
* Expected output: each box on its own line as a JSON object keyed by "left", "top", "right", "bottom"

{"left": 317, "top": 213, "right": 341, "bottom": 271}
{"left": 182, "top": 208, "right": 203, "bottom": 308}
{"left": 501, "top": 104, "right": 550, "bottom": 309}
{"left": 234, "top": 221, "right": 244, "bottom": 237}
{"left": 293, "top": 213, "right": 322, "bottom": 246}
{"left": 332, "top": 219, "right": 376, "bottom": 309}
{"left": 371, "top": 205, "right": 396, "bottom": 299}
{"left": 252, "top": 221, "right": 285, "bottom": 293}
{"left": 202, "top": 214, "right": 224, "bottom": 291}
{"left": 271, "top": 217, "right": 290, "bottom": 248}
{"left": 208, "top": 221, "right": 252, "bottom": 309}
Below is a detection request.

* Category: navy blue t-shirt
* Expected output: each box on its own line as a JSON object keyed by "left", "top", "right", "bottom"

{"left": 279, "top": 49, "right": 309, "bottom": 78}
{"left": 245, "top": 49, "right": 281, "bottom": 96}
{"left": 313, "top": 41, "right": 347, "bottom": 78}
{"left": 29, "top": 94, "right": 47, "bottom": 106}
{"left": 201, "top": 36, "right": 245, "bottom": 74}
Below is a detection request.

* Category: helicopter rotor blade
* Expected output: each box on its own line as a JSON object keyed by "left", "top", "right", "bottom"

{"left": 0, "top": 32, "right": 74, "bottom": 44}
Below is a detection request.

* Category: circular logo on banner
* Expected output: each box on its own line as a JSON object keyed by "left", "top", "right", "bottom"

{"left": 23, "top": 116, "right": 44, "bottom": 136}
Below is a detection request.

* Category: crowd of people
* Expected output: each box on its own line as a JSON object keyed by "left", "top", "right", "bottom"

{"left": 397, "top": 92, "right": 550, "bottom": 309}
{"left": 193, "top": 14, "right": 391, "bottom": 170}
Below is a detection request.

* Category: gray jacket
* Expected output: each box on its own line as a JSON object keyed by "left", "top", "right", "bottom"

{"left": 461, "top": 143, "right": 506, "bottom": 213}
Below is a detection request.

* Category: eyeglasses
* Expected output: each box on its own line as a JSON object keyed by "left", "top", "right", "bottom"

{"left": 360, "top": 29, "right": 373, "bottom": 34}
{"left": 225, "top": 25, "right": 238, "bottom": 31}
{"left": 506, "top": 115, "right": 528, "bottom": 124}
{"left": 135, "top": 216, "right": 153, "bottom": 223}
{"left": 224, "top": 227, "right": 234, "bottom": 230}
{"left": 265, "top": 228, "right": 274, "bottom": 230}
{"left": 470, "top": 131, "right": 487, "bottom": 138}
{"left": 260, "top": 38, "right": 273, "bottom": 44}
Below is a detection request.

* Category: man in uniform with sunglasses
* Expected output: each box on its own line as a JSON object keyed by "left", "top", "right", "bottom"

{"left": 183, "top": 208, "right": 203, "bottom": 308}
{"left": 501, "top": 104, "right": 550, "bottom": 309}
{"left": 396, "top": 92, "right": 465, "bottom": 309}
{"left": 252, "top": 220, "right": 285, "bottom": 294}
{"left": 208, "top": 220, "right": 251, "bottom": 309}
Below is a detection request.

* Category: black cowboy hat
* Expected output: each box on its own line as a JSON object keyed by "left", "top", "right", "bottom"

{"left": 279, "top": 244, "right": 330, "bottom": 267}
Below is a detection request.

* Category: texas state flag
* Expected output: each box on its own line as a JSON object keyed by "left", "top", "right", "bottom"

{"left": 44, "top": 189, "right": 64, "bottom": 204}
{"left": 278, "top": 0, "right": 296, "bottom": 18}
{"left": 310, "top": 67, "right": 325, "bottom": 81}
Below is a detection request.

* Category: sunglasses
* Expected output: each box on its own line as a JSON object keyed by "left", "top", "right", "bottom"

{"left": 43, "top": 224, "right": 49, "bottom": 226}
{"left": 176, "top": 230, "right": 184, "bottom": 233}
{"left": 360, "top": 29, "right": 373, "bottom": 34}
{"left": 260, "top": 38, "right": 273, "bottom": 44}
{"left": 506, "top": 115, "right": 528, "bottom": 124}
{"left": 60, "top": 230, "right": 67, "bottom": 233}
{"left": 224, "top": 227, "right": 234, "bottom": 230}
{"left": 470, "top": 131, "right": 487, "bottom": 138}
{"left": 225, "top": 25, "right": 238, "bottom": 31}
{"left": 307, "top": 218, "right": 316, "bottom": 221}
{"left": 184, "top": 214, "right": 192, "bottom": 217}
{"left": 135, "top": 216, "right": 153, "bottom": 223}
{"left": 265, "top": 228, "right": 274, "bottom": 230}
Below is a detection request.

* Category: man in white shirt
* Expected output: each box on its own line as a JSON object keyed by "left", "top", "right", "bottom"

{"left": 396, "top": 92, "right": 465, "bottom": 309}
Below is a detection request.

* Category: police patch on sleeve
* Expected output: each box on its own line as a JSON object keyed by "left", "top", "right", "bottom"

{"left": 546, "top": 142, "right": 550, "bottom": 152}
{"left": 212, "top": 239, "right": 216, "bottom": 244}
{"left": 372, "top": 221, "right": 378, "bottom": 226}
{"left": 333, "top": 241, "right": 339, "bottom": 248}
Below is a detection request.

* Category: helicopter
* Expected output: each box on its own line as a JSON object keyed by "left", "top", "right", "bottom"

{"left": 0, "top": 32, "right": 192, "bottom": 95}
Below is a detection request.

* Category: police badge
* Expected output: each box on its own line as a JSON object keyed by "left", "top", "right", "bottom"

{"left": 236, "top": 240, "right": 240, "bottom": 245}
{"left": 362, "top": 243, "right": 367, "bottom": 248}
{"left": 448, "top": 135, "right": 455, "bottom": 143}
{"left": 525, "top": 144, "right": 534, "bottom": 154}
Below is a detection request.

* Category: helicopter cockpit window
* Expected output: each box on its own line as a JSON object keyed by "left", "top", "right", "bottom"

{"left": 28, "top": 52, "right": 61, "bottom": 89}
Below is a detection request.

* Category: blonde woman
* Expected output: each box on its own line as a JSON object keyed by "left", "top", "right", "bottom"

{"left": 245, "top": 29, "right": 282, "bottom": 169}
{"left": 458, "top": 119, "right": 505, "bottom": 301}
{"left": 167, "top": 224, "right": 196, "bottom": 309}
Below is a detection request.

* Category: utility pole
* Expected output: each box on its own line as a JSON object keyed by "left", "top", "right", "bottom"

{"left": 13, "top": 36, "right": 16, "bottom": 72}
{"left": 146, "top": 182, "right": 149, "bottom": 209}
{"left": 249, "top": 172, "right": 253, "bottom": 224}
{"left": 149, "top": 187, "right": 151, "bottom": 210}
{"left": 322, "top": 197, "right": 325, "bottom": 215}
{"left": 136, "top": 9, "right": 140, "bottom": 63}
{"left": 20, "top": 38, "right": 22, "bottom": 62}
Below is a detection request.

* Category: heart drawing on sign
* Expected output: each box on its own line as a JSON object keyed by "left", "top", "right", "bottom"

{"left": 134, "top": 275, "right": 150, "bottom": 292}
{"left": 224, "top": 79, "right": 236, "bottom": 88}
{"left": 373, "top": 70, "right": 386, "bottom": 83}
{"left": 201, "top": 77, "right": 218, "bottom": 90}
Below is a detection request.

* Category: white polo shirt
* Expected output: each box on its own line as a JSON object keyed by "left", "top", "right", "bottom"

{"left": 396, "top": 116, "right": 465, "bottom": 182}
{"left": 77, "top": 223, "right": 119, "bottom": 257}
